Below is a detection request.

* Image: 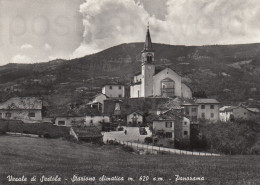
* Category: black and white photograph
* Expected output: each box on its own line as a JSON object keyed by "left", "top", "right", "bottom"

{"left": 0, "top": 0, "right": 260, "bottom": 184}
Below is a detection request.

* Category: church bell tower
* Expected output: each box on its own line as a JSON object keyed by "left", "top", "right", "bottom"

{"left": 141, "top": 24, "right": 155, "bottom": 97}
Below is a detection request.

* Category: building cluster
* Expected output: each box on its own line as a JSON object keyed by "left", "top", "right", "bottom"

{"left": 0, "top": 26, "right": 259, "bottom": 143}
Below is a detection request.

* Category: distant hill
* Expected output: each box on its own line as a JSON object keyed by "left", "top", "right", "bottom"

{"left": 0, "top": 42, "right": 260, "bottom": 115}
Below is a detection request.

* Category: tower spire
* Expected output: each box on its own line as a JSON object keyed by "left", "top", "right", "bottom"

{"left": 143, "top": 22, "right": 154, "bottom": 52}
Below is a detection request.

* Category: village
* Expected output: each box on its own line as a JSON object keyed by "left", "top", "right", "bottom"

{"left": 0, "top": 26, "right": 259, "bottom": 151}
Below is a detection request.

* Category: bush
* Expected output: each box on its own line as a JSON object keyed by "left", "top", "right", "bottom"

{"left": 144, "top": 137, "right": 153, "bottom": 144}
{"left": 43, "top": 133, "right": 51, "bottom": 138}
{"left": 118, "top": 127, "right": 124, "bottom": 131}
{"left": 200, "top": 120, "right": 258, "bottom": 155}
{"left": 122, "top": 145, "right": 135, "bottom": 153}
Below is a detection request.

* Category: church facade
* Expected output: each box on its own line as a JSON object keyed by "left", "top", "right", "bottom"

{"left": 130, "top": 26, "right": 192, "bottom": 99}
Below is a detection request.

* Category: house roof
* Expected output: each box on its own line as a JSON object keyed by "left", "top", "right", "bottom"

{"left": 134, "top": 72, "right": 142, "bottom": 76}
{"left": 181, "top": 98, "right": 198, "bottom": 106}
{"left": 153, "top": 109, "right": 183, "bottom": 121}
{"left": 91, "top": 93, "right": 108, "bottom": 99}
{"left": 103, "top": 84, "right": 125, "bottom": 87}
{"left": 130, "top": 81, "right": 142, "bottom": 86}
{"left": 0, "top": 97, "right": 42, "bottom": 110}
{"left": 219, "top": 106, "right": 236, "bottom": 112}
{"left": 127, "top": 111, "right": 144, "bottom": 116}
{"left": 158, "top": 97, "right": 183, "bottom": 110}
{"left": 72, "top": 126, "right": 102, "bottom": 138}
{"left": 195, "top": 98, "right": 220, "bottom": 104}
{"left": 246, "top": 108, "right": 259, "bottom": 113}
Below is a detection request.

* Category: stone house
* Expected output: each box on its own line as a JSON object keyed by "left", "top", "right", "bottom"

{"left": 85, "top": 114, "right": 110, "bottom": 130}
{"left": 195, "top": 98, "right": 220, "bottom": 122}
{"left": 102, "top": 84, "right": 125, "bottom": 98}
{"left": 181, "top": 101, "right": 198, "bottom": 123}
{"left": 127, "top": 111, "right": 143, "bottom": 126}
{"left": 87, "top": 93, "right": 108, "bottom": 112}
{"left": 220, "top": 105, "right": 260, "bottom": 122}
{"left": 0, "top": 97, "right": 42, "bottom": 123}
{"left": 55, "top": 116, "right": 86, "bottom": 127}
{"left": 152, "top": 109, "right": 190, "bottom": 141}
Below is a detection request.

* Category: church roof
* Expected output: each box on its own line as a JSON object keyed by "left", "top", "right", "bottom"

{"left": 142, "top": 25, "right": 154, "bottom": 52}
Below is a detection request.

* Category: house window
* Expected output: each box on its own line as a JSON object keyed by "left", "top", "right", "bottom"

{"left": 184, "top": 122, "right": 187, "bottom": 125}
{"left": 185, "top": 108, "right": 189, "bottom": 115}
{"left": 201, "top": 105, "right": 205, "bottom": 109}
{"left": 5, "top": 113, "right": 11, "bottom": 118}
{"left": 0, "top": 113, "right": 2, "bottom": 118}
{"left": 133, "top": 113, "right": 136, "bottom": 116}
{"left": 210, "top": 105, "right": 214, "bottom": 109}
{"left": 102, "top": 119, "right": 105, "bottom": 123}
{"left": 58, "top": 121, "right": 65, "bottom": 125}
{"left": 165, "top": 122, "right": 172, "bottom": 128}
{"left": 211, "top": 113, "right": 214, "bottom": 118}
{"left": 109, "top": 86, "right": 112, "bottom": 89}
{"left": 192, "top": 108, "right": 197, "bottom": 112}
{"left": 184, "top": 131, "right": 188, "bottom": 135}
{"left": 90, "top": 120, "right": 93, "bottom": 125}
{"left": 28, "top": 112, "right": 35, "bottom": 117}
{"left": 118, "top": 94, "right": 122, "bottom": 98}
{"left": 119, "top": 86, "right": 121, "bottom": 90}
{"left": 191, "top": 116, "right": 197, "bottom": 121}
{"left": 201, "top": 113, "right": 205, "bottom": 118}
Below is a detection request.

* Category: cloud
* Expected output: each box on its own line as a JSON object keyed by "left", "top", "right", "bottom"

{"left": 20, "top": 44, "right": 33, "bottom": 50}
{"left": 73, "top": 0, "right": 260, "bottom": 58}
{"left": 163, "top": 0, "right": 260, "bottom": 45}
{"left": 11, "top": 54, "right": 33, "bottom": 64}
{"left": 72, "top": 0, "right": 151, "bottom": 58}
{"left": 44, "top": 43, "right": 52, "bottom": 51}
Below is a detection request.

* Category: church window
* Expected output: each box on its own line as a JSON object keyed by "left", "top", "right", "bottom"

{"left": 115, "top": 103, "right": 121, "bottom": 111}
{"left": 147, "top": 55, "right": 152, "bottom": 62}
{"left": 161, "top": 78, "right": 175, "bottom": 97}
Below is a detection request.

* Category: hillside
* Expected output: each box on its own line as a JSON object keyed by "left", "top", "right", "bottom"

{"left": 0, "top": 42, "right": 260, "bottom": 115}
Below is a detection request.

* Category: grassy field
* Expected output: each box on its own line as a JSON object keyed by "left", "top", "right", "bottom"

{"left": 0, "top": 136, "right": 259, "bottom": 185}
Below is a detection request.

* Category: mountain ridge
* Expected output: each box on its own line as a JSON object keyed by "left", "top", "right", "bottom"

{"left": 0, "top": 42, "right": 260, "bottom": 112}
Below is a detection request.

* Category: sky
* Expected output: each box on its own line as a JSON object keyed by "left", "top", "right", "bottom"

{"left": 1, "top": 0, "right": 260, "bottom": 66}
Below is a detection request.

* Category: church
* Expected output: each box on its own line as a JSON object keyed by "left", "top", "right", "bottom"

{"left": 130, "top": 26, "right": 192, "bottom": 99}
